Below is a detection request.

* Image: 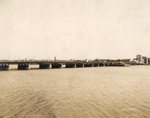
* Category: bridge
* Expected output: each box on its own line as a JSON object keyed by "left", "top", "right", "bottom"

{"left": 0, "top": 60, "right": 106, "bottom": 70}
{"left": 0, "top": 60, "right": 129, "bottom": 70}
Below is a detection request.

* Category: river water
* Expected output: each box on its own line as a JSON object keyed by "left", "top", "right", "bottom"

{"left": 0, "top": 66, "right": 150, "bottom": 118}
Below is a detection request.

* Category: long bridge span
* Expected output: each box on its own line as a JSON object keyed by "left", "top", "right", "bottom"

{"left": 0, "top": 60, "right": 127, "bottom": 70}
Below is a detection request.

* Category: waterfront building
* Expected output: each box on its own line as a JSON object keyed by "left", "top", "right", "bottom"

{"left": 142, "top": 58, "right": 145, "bottom": 64}
{"left": 148, "top": 58, "right": 150, "bottom": 65}
{"left": 54, "top": 57, "right": 56, "bottom": 61}
{"left": 146, "top": 57, "right": 148, "bottom": 65}
{"left": 136, "top": 55, "right": 143, "bottom": 64}
{"left": 130, "top": 60, "right": 137, "bottom": 65}
{"left": 143, "top": 56, "right": 148, "bottom": 65}
{"left": 70, "top": 59, "right": 75, "bottom": 62}
{"left": 85, "top": 59, "right": 88, "bottom": 62}
{"left": 121, "top": 59, "right": 130, "bottom": 64}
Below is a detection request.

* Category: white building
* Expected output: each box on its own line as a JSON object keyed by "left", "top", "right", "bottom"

{"left": 136, "top": 55, "right": 143, "bottom": 64}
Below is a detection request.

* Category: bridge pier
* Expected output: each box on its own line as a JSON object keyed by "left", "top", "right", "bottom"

{"left": 0, "top": 64, "right": 9, "bottom": 70}
{"left": 66, "top": 64, "right": 76, "bottom": 68}
{"left": 39, "top": 64, "right": 50, "bottom": 69}
{"left": 51, "top": 63, "right": 62, "bottom": 68}
{"left": 18, "top": 64, "right": 29, "bottom": 70}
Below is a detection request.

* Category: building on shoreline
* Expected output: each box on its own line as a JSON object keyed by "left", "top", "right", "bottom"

{"left": 136, "top": 55, "right": 143, "bottom": 64}
{"left": 136, "top": 54, "right": 150, "bottom": 65}
{"left": 148, "top": 58, "right": 150, "bottom": 65}
{"left": 143, "top": 56, "right": 148, "bottom": 65}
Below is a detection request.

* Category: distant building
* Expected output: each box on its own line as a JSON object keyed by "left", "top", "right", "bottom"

{"left": 136, "top": 55, "right": 143, "bottom": 64}
{"left": 85, "top": 59, "right": 88, "bottom": 62}
{"left": 88, "top": 60, "right": 93, "bottom": 62}
{"left": 146, "top": 57, "right": 148, "bottom": 64}
{"left": 143, "top": 56, "right": 148, "bottom": 65}
{"left": 70, "top": 59, "right": 75, "bottom": 62}
{"left": 76, "top": 60, "right": 84, "bottom": 62}
{"left": 30, "top": 59, "right": 35, "bottom": 61}
{"left": 54, "top": 57, "right": 56, "bottom": 61}
{"left": 148, "top": 58, "right": 150, "bottom": 65}
{"left": 130, "top": 60, "right": 137, "bottom": 65}
{"left": 121, "top": 59, "right": 130, "bottom": 64}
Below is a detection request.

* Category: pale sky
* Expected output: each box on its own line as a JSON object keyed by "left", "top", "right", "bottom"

{"left": 0, "top": 0, "right": 150, "bottom": 60}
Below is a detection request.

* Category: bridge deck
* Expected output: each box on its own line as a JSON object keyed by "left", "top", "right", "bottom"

{"left": 0, "top": 61, "right": 104, "bottom": 65}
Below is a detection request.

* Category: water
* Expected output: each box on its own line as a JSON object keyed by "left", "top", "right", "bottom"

{"left": 0, "top": 66, "right": 150, "bottom": 118}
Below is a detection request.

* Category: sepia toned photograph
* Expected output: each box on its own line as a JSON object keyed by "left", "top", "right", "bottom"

{"left": 0, "top": 0, "right": 150, "bottom": 118}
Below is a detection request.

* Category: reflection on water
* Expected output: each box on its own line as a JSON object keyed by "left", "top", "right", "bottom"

{"left": 0, "top": 66, "right": 150, "bottom": 118}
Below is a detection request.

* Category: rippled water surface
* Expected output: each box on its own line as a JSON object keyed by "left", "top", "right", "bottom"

{"left": 0, "top": 66, "right": 150, "bottom": 118}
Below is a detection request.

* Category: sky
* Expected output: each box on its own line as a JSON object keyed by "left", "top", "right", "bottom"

{"left": 0, "top": 0, "right": 150, "bottom": 60}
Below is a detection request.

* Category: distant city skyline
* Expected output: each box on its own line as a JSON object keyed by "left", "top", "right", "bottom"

{"left": 0, "top": 0, "right": 150, "bottom": 60}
